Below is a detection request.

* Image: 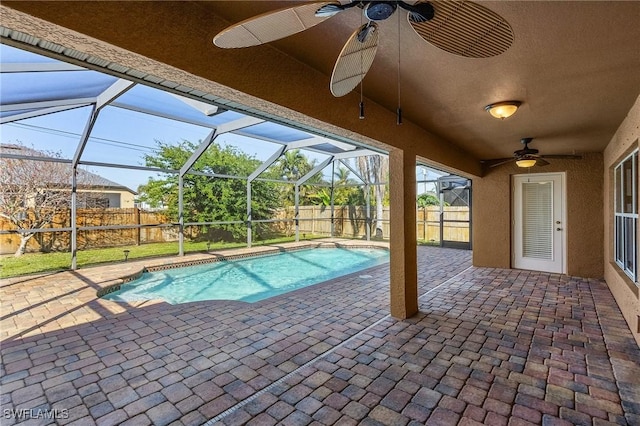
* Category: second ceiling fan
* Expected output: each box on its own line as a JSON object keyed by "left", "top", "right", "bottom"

{"left": 484, "top": 138, "right": 583, "bottom": 169}
{"left": 213, "top": 1, "right": 514, "bottom": 98}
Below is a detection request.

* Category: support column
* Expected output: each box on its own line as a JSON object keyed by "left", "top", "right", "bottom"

{"left": 178, "top": 175, "right": 184, "bottom": 256}
{"left": 295, "top": 184, "right": 300, "bottom": 242}
{"left": 389, "top": 148, "right": 418, "bottom": 319}
{"left": 365, "top": 183, "right": 371, "bottom": 241}
{"left": 330, "top": 162, "right": 335, "bottom": 238}
{"left": 439, "top": 181, "right": 444, "bottom": 247}
{"left": 135, "top": 207, "right": 141, "bottom": 246}
{"left": 71, "top": 105, "right": 99, "bottom": 270}
{"left": 247, "top": 181, "right": 252, "bottom": 248}
{"left": 71, "top": 169, "right": 78, "bottom": 269}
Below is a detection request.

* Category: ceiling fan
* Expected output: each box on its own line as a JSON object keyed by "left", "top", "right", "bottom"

{"left": 213, "top": 1, "right": 514, "bottom": 98}
{"left": 484, "top": 138, "right": 583, "bottom": 169}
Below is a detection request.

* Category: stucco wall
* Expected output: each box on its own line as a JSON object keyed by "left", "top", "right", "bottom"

{"left": 603, "top": 95, "right": 640, "bottom": 346}
{"left": 473, "top": 152, "right": 604, "bottom": 278}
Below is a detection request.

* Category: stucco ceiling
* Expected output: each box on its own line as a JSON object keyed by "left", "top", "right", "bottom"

{"left": 204, "top": 1, "right": 640, "bottom": 161}
{"left": 3, "top": 1, "right": 640, "bottom": 167}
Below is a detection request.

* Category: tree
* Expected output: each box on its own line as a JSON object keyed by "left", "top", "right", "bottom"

{"left": 0, "top": 143, "right": 103, "bottom": 256}
{"left": 357, "top": 155, "right": 389, "bottom": 238}
{"left": 137, "top": 140, "right": 280, "bottom": 240}
{"left": 273, "top": 149, "right": 323, "bottom": 206}
{"left": 417, "top": 193, "right": 444, "bottom": 207}
{"left": 335, "top": 166, "right": 366, "bottom": 206}
{"left": 309, "top": 166, "right": 364, "bottom": 207}
{"left": 276, "top": 149, "right": 314, "bottom": 181}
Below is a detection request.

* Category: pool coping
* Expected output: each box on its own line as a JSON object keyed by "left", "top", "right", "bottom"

{"left": 96, "top": 240, "right": 389, "bottom": 299}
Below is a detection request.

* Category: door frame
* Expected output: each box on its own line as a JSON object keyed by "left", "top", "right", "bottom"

{"left": 512, "top": 172, "right": 567, "bottom": 274}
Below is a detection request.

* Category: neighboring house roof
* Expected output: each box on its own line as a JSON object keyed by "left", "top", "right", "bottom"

{"left": 0, "top": 144, "right": 137, "bottom": 195}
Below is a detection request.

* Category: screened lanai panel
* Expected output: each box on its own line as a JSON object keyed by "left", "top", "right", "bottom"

{"left": 82, "top": 165, "right": 150, "bottom": 195}
{"left": 317, "top": 160, "right": 340, "bottom": 183}
{"left": 312, "top": 143, "right": 349, "bottom": 154}
{"left": 79, "top": 105, "right": 214, "bottom": 169}
{"left": 241, "top": 122, "right": 315, "bottom": 143}
{"left": 206, "top": 110, "right": 246, "bottom": 125}
{"left": 1, "top": 106, "right": 94, "bottom": 159}
{"left": 0, "top": 108, "right": 38, "bottom": 119}
{"left": 0, "top": 43, "right": 374, "bottom": 167}
{"left": 1, "top": 43, "right": 114, "bottom": 106}
{"left": 338, "top": 157, "right": 367, "bottom": 183}
{"left": 215, "top": 132, "right": 284, "bottom": 164}
{"left": 112, "top": 84, "right": 238, "bottom": 128}
{"left": 1, "top": 71, "right": 116, "bottom": 105}
{"left": 0, "top": 41, "right": 382, "bottom": 195}
{"left": 1, "top": 43, "right": 57, "bottom": 63}
{"left": 263, "top": 148, "right": 334, "bottom": 183}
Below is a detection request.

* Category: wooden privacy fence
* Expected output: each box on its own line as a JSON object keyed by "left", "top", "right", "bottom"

{"left": 0, "top": 208, "right": 170, "bottom": 254}
{"left": 76, "top": 208, "right": 175, "bottom": 249}
{"left": 280, "top": 205, "right": 470, "bottom": 243}
{"left": 0, "top": 206, "right": 470, "bottom": 254}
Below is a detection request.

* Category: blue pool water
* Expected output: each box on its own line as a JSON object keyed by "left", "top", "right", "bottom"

{"left": 103, "top": 247, "right": 389, "bottom": 304}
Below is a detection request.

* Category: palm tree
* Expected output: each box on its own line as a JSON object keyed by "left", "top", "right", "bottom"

{"left": 277, "top": 149, "right": 313, "bottom": 181}
{"left": 274, "top": 149, "right": 320, "bottom": 205}
{"left": 334, "top": 166, "right": 351, "bottom": 185}
{"left": 310, "top": 166, "right": 353, "bottom": 207}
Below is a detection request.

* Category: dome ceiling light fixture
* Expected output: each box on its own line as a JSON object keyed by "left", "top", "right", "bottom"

{"left": 485, "top": 101, "right": 522, "bottom": 119}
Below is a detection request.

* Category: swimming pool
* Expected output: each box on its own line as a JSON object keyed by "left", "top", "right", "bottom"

{"left": 103, "top": 247, "right": 389, "bottom": 304}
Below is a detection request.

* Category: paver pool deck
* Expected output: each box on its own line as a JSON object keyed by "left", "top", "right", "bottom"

{"left": 1, "top": 241, "right": 639, "bottom": 425}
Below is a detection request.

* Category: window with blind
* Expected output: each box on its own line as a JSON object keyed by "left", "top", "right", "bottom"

{"left": 615, "top": 150, "right": 638, "bottom": 282}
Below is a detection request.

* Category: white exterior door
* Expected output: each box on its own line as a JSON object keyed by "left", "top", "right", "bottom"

{"left": 513, "top": 173, "right": 566, "bottom": 273}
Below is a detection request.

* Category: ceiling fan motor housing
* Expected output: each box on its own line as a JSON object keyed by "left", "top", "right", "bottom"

{"left": 364, "top": 2, "right": 398, "bottom": 21}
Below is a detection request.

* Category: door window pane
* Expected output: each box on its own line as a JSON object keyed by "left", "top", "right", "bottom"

{"left": 522, "top": 181, "right": 552, "bottom": 260}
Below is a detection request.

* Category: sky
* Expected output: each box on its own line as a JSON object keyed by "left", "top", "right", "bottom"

{"left": 1, "top": 43, "right": 448, "bottom": 195}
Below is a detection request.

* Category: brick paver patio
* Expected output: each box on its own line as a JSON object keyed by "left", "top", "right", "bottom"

{"left": 1, "top": 242, "right": 638, "bottom": 425}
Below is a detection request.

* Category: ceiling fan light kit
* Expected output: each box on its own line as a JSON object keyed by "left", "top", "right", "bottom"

{"left": 485, "top": 101, "right": 521, "bottom": 119}
{"left": 485, "top": 137, "right": 582, "bottom": 169}
{"left": 515, "top": 158, "right": 537, "bottom": 168}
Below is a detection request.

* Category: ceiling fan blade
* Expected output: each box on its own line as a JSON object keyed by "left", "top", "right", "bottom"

{"left": 214, "top": 2, "right": 337, "bottom": 48}
{"left": 536, "top": 158, "right": 550, "bottom": 166}
{"left": 330, "top": 23, "right": 379, "bottom": 97}
{"left": 399, "top": 1, "right": 435, "bottom": 23}
{"left": 482, "top": 158, "right": 514, "bottom": 168}
{"left": 408, "top": 1, "right": 514, "bottom": 58}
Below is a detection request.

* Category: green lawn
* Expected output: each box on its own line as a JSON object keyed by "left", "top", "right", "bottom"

{"left": 417, "top": 239, "right": 441, "bottom": 247}
{"left": 0, "top": 235, "right": 327, "bottom": 278}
